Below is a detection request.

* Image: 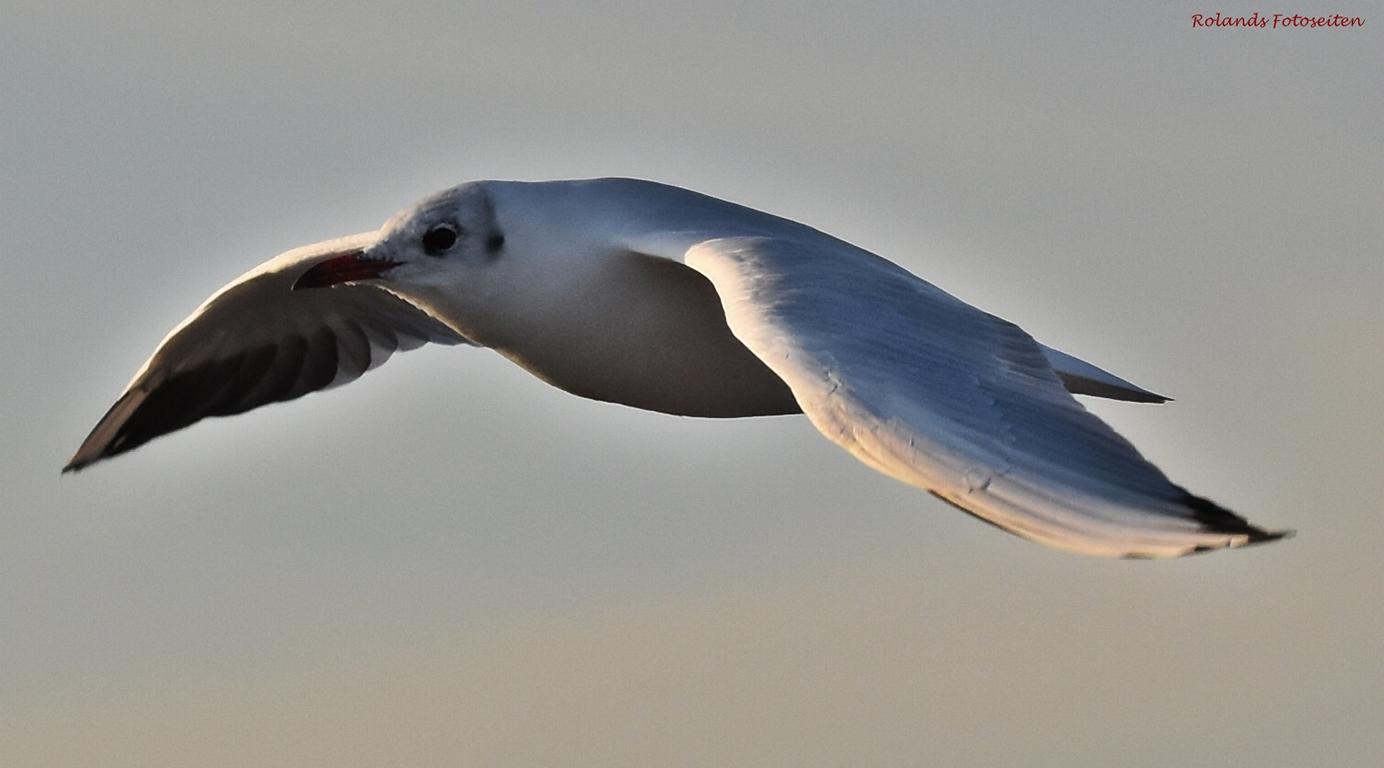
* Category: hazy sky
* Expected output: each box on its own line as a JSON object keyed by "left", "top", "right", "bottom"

{"left": 3, "top": 2, "right": 1381, "bottom": 765}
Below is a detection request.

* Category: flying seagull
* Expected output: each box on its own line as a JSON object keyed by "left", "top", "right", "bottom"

{"left": 65, "top": 178, "right": 1289, "bottom": 558}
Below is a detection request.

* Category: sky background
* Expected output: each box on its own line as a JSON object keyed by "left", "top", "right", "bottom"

{"left": 2, "top": 1, "right": 1381, "bottom": 765}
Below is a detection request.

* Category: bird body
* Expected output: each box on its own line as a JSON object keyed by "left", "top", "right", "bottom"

{"left": 67, "top": 178, "right": 1288, "bottom": 558}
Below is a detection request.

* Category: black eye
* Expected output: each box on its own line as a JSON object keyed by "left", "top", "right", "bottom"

{"left": 422, "top": 224, "right": 459, "bottom": 256}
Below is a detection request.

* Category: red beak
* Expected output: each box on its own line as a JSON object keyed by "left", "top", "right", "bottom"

{"left": 293, "top": 249, "right": 401, "bottom": 290}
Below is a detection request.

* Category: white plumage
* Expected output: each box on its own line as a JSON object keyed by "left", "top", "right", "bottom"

{"left": 67, "top": 178, "right": 1288, "bottom": 558}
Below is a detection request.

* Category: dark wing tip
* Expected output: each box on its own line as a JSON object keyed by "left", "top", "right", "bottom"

{"left": 62, "top": 386, "right": 151, "bottom": 474}
{"left": 1179, "top": 489, "right": 1293, "bottom": 547}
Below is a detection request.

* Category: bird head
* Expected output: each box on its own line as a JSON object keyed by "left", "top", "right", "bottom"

{"left": 293, "top": 182, "right": 505, "bottom": 292}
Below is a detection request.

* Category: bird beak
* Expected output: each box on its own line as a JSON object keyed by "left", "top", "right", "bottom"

{"left": 292, "top": 249, "right": 401, "bottom": 290}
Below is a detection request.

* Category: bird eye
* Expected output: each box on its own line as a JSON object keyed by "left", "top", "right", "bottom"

{"left": 422, "top": 224, "right": 459, "bottom": 256}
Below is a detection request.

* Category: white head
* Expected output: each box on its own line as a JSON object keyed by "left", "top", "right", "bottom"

{"left": 294, "top": 182, "right": 508, "bottom": 293}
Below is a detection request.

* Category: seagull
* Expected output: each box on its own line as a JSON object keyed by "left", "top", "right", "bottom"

{"left": 65, "top": 178, "right": 1289, "bottom": 558}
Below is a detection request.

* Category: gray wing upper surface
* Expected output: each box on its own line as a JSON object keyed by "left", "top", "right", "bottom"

{"left": 686, "top": 235, "right": 1286, "bottom": 558}
{"left": 64, "top": 233, "right": 465, "bottom": 471}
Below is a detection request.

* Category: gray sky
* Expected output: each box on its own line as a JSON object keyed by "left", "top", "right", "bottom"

{"left": 3, "top": 1, "right": 1381, "bottom": 765}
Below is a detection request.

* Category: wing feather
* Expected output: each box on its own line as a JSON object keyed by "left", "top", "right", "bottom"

{"left": 64, "top": 233, "right": 465, "bottom": 471}
{"left": 686, "top": 236, "right": 1288, "bottom": 558}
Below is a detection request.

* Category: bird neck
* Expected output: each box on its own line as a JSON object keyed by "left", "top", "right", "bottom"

{"left": 485, "top": 177, "right": 822, "bottom": 263}
{"left": 445, "top": 178, "right": 802, "bottom": 417}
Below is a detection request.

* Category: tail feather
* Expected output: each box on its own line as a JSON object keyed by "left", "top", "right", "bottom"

{"left": 1039, "top": 344, "right": 1169, "bottom": 403}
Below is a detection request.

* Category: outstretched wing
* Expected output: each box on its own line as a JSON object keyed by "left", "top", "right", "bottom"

{"left": 65, "top": 233, "right": 465, "bottom": 471}
{"left": 685, "top": 235, "right": 1288, "bottom": 558}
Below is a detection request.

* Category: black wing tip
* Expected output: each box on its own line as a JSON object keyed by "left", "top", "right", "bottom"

{"left": 1253, "top": 528, "right": 1295, "bottom": 544}
{"left": 61, "top": 385, "right": 155, "bottom": 476}
{"left": 62, "top": 432, "right": 123, "bottom": 474}
{"left": 1179, "top": 489, "right": 1293, "bottom": 547}
{"left": 62, "top": 446, "right": 112, "bottom": 474}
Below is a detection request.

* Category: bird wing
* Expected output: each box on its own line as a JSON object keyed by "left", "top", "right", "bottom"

{"left": 64, "top": 232, "right": 465, "bottom": 471}
{"left": 684, "top": 235, "right": 1287, "bottom": 557}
